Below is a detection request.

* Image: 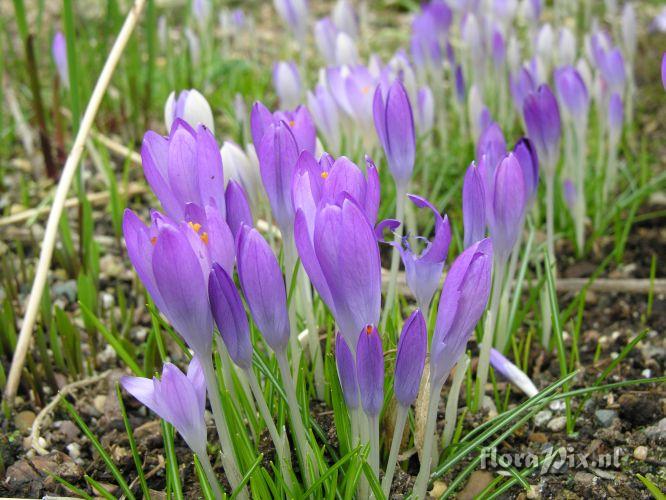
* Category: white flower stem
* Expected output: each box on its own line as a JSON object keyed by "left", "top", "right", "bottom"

{"left": 412, "top": 378, "right": 443, "bottom": 499}
{"left": 196, "top": 448, "right": 224, "bottom": 500}
{"left": 380, "top": 184, "right": 407, "bottom": 331}
{"left": 368, "top": 413, "right": 380, "bottom": 480}
{"left": 201, "top": 357, "right": 247, "bottom": 499}
{"left": 282, "top": 230, "right": 303, "bottom": 381}
{"left": 381, "top": 405, "right": 408, "bottom": 496}
{"left": 298, "top": 272, "right": 326, "bottom": 399}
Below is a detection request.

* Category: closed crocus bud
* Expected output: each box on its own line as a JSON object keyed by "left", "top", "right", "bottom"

{"left": 558, "top": 27, "right": 576, "bottom": 66}
{"left": 209, "top": 264, "right": 253, "bottom": 369}
{"left": 335, "top": 32, "right": 360, "bottom": 66}
{"left": 307, "top": 84, "right": 341, "bottom": 153}
{"left": 373, "top": 80, "right": 416, "bottom": 188}
{"left": 523, "top": 84, "right": 561, "bottom": 171}
{"left": 513, "top": 138, "right": 539, "bottom": 205}
{"left": 415, "top": 86, "right": 435, "bottom": 136}
{"left": 608, "top": 92, "right": 623, "bottom": 141}
{"left": 536, "top": 23, "right": 554, "bottom": 67}
{"left": 123, "top": 210, "right": 214, "bottom": 356}
{"left": 430, "top": 238, "right": 493, "bottom": 385}
{"left": 314, "top": 17, "right": 338, "bottom": 63}
{"left": 462, "top": 162, "right": 486, "bottom": 249}
{"left": 454, "top": 65, "right": 466, "bottom": 102}
{"left": 225, "top": 180, "right": 253, "bottom": 239}
{"left": 621, "top": 4, "right": 637, "bottom": 62}
{"left": 476, "top": 122, "right": 507, "bottom": 173}
{"left": 335, "top": 333, "right": 359, "bottom": 408}
{"left": 509, "top": 66, "right": 536, "bottom": 112}
{"left": 599, "top": 47, "right": 626, "bottom": 93}
{"left": 294, "top": 197, "right": 381, "bottom": 349}
{"left": 563, "top": 178, "right": 576, "bottom": 212}
{"left": 395, "top": 195, "right": 452, "bottom": 313}
{"left": 237, "top": 225, "right": 290, "bottom": 352}
{"left": 554, "top": 66, "right": 589, "bottom": 124}
{"left": 52, "top": 31, "right": 69, "bottom": 89}
{"left": 491, "top": 29, "right": 506, "bottom": 69}
{"left": 221, "top": 141, "right": 262, "bottom": 209}
{"left": 576, "top": 58, "right": 593, "bottom": 92}
{"left": 142, "top": 121, "right": 224, "bottom": 221}
{"left": 274, "top": 0, "right": 308, "bottom": 43}
{"left": 257, "top": 121, "right": 300, "bottom": 231}
{"left": 332, "top": 0, "right": 358, "bottom": 39}
{"left": 121, "top": 357, "right": 207, "bottom": 455}
{"left": 489, "top": 348, "right": 538, "bottom": 397}
{"left": 356, "top": 325, "right": 384, "bottom": 417}
{"left": 488, "top": 154, "right": 526, "bottom": 261}
{"left": 273, "top": 61, "right": 302, "bottom": 110}
{"left": 165, "top": 89, "right": 214, "bottom": 133}
{"left": 394, "top": 310, "right": 427, "bottom": 408}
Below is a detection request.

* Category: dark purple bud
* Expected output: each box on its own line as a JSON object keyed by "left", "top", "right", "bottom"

{"left": 356, "top": 324, "right": 384, "bottom": 417}
{"left": 476, "top": 122, "right": 507, "bottom": 171}
{"left": 523, "top": 84, "right": 561, "bottom": 171}
{"left": 509, "top": 67, "right": 536, "bottom": 112}
{"left": 554, "top": 66, "right": 589, "bottom": 123}
{"left": 455, "top": 65, "right": 466, "bottom": 103}
{"left": 607, "top": 92, "right": 623, "bottom": 138}
{"left": 394, "top": 310, "right": 427, "bottom": 407}
{"left": 488, "top": 154, "right": 526, "bottom": 261}
{"left": 513, "top": 138, "right": 539, "bottom": 205}
{"left": 462, "top": 162, "right": 486, "bottom": 249}
{"left": 225, "top": 180, "right": 253, "bottom": 240}
{"left": 335, "top": 333, "right": 359, "bottom": 408}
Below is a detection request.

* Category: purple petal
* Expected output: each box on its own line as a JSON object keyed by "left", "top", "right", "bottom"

{"left": 356, "top": 325, "right": 384, "bottom": 417}
{"left": 394, "top": 309, "right": 427, "bottom": 407}
{"left": 335, "top": 332, "right": 359, "bottom": 408}
{"left": 462, "top": 163, "right": 487, "bottom": 249}
{"left": 225, "top": 180, "right": 254, "bottom": 241}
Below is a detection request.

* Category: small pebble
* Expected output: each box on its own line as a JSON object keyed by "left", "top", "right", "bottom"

{"left": 67, "top": 442, "right": 81, "bottom": 460}
{"left": 642, "top": 368, "right": 652, "bottom": 378}
{"left": 547, "top": 416, "right": 567, "bottom": 432}
{"left": 14, "top": 410, "right": 36, "bottom": 433}
{"left": 534, "top": 410, "right": 552, "bottom": 427}
{"left": 633, "top": 446, "right": 648, "bottom": 460}
{"left": 430, "top": 481, "right": 447, "bottom": 497}
{"left": 93, "top": 395, "right": 107, "bottom": 413}
{"left": 595, "top": 409, "right": 618, "bottom": 427}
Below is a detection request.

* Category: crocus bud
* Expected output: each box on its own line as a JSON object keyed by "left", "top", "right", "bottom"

{"left": 394, "top": 310, "right": 427, "bottom": 408}
{"left": 356, "top": 325, "right": 384, "bottom": 417}
{"left": 662, "top": 52, "right": 666, "bottom": 90}
{"left": 52, "top": 32, "right": 69, "bottom": 89}
{"left": 273, "top": 61, "right": 302, "bottom": 110}
{"left": 237, "top": 225, "right": 290, "bottom": 352}
{"left": 563, "top": 178, "right": 576, "bottom": 212}
{"left": 332, "top": 0, "right": 358, "bottom": 39}
{"left": 415, "top": 86, "right": 435, "bottom": 136}
{"left": 513, "top": 137, "right": 539, "bottom": 205}
{"left": 307, "top": 84, "right": 341, "bottom": 153}
{"left": 621, "top": 4, "right": 637, "bottom": 62}
{"left": 335, "top": 333, "right": 358, "bottom": 408}
{"left": 488, "top": 154, "right": 526, "bottom": 261}
{"left": 373, "top": 80, "right": 416, "bottom": 188}
{"left": 607, "top": 92, "right": 623, "bottom": 142}
{"left": 558, "top": 27, "right": 576, "bottom": 66}
{"left": 509, "top": 66, "right": 536, "bottom": 112}
{"left": 462, "top": 162, "right": 486, "bottom": 249}
{"left": 454, "top": 65, "right": 466, "bottom": 103}
{"left": 536, "top": 23, "right": 554, "bottom": 68}
{"left": 123, "top": 210, "right": 214, "bottom": 356}
{"left": 599, "top": 47, "right": 626, "bottom": 93}
{"left": 430, "top": 238, "right": 493, "bottom": 386}
{"left": 489, "top": 348, "right": 538, "bottom": 397}
{"left": 491, "top": 29, "right": 506, "bottom": 69}
{"left": 314, "top": 17, "right": 337, "bottom": 63}
{"left": 164, "top": 89, "right": 215, "bottom": 133}
{"left": 523, "top": 84, "right": 561, "bottom": 172}
{"left": 336, "top": 32, "right": 360, "bottom": 66}
{"left": 121, "top": 357, "right": 207, "bottom": 455}
{"left": 142, "top": 121, "right": 224, "bottom": 221}
{"left": 274, "top": 0, "right": 308, "bottom": 43}
{"left": 554, "top": 66, "right": 589, "bottom": 124}
{"left": 225, "top": 180, "right": 253, "bottom": 239}
{"left": 476, "top": 122, "right": 507, "bottom": 172}
{"left": 209, "top": 264, "right": 253, "bottom": 369}
{"left": 221, "top": 141, "right": 262, "bottom": 208}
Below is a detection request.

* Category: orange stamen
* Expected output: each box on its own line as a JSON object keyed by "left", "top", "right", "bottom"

{"left": 289, "top": 120, "right": 295, "bottom": 127}
{"left": 200, "top": 232, "right": 209, "bottom": 244}
{"left": 150, "top": 236, "right": 157, "bottom": 245}
{"left": 188, "top": 221, "right": 202, "bottom": 233}
{"left": 321, "top": 171, "right": 329, "bottom": 179}
{"left": 366, "top": 325, "right": 373, "bottom": 334}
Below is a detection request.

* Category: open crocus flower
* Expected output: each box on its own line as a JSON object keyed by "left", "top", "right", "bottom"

{"left": 141, "top": 120, "right": 225, "bottom": 222}
{"left": 377, "top": 195, "right": 451, "bottom": 314}
{"left": 489, "top": 348, "right": 538, "bottom": 397}
{"left": 164, "top": 89, "right": 215, "bottom": 133}
{"left": 121, "top": 357, "right": 207, "bottom": 455}
{"left": 294, "top": 196, "right": 381, "bottom": 350}
{"left": 251, "top": 101, "right": 316, "bottom": 155}
{"left": 326, "top": 65, "right": 378, "bottom": 139}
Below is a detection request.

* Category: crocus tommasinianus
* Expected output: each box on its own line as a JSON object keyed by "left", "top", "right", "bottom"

{"left": 224, "top": 180, "right": 253, "bottom": 240}
{"left": 373, "top": 80, "right": 416, "bottom": 188}
{"left": 489, "top": 348, "right": 538, "bottom": 397}
{"left": 608, "top": 92, "right": 623, "bottom": 142}
{"left": 513, "top": 137, "right": 539, "bottom": 205}
{"left": 462, "top": 162, "right": 486, "bottom": 249}
{"left": 209, "top": 263, "right": 253, "bottom": 369}
{"left": 256, "top": 120, "right": 300, "bottom": 231}
{"left": 554, "top": 66, "right": 589, "bottom": 124}
{"left": 294, "top": 197, "right": 381, "bottom": 350}
{"left": 121, "top": 357, "right": 207, "bottom": 455}
{"left": 394, "top": 309, "right": 427, "bottom": 408}
{"left": 523, "top": 84, "right": 561, "bottom": 172}
{"left": 488, "top": 154, "right": 526, "bottom": 262}
{"left": 415, "top": 86, "right": 435, "bottom": 136}
{"left": 509, "top": 66, "right": 536, "bottom": 113}
{"left": 123, "top": 210, "right": 216, "bottom": 356}
{"left": 236, "top": 225, "right": 290, "bottom": 353}
{"left": 307, "top": 84, "right": 341, "bottom": 153}
{"left": 332, "top": 0, "right": 358, "bottom": 39}
{"left": 220, "top": 141, "right": 262, "bottom": 209}
{"left": 164, "top": 89, "right": 215, "bottom": 133}
{"left": 273, "top": 61, "right": 302, "bottom": 110}
{"left": 598, "top": 47, "right": 626, "bottom": 93}
{"left": 430, "top": 238, "right": 493, "bottom": 386}
{"left": 142, "top": 120, "right": 225, "bottom": 221}
{"left": 314, "top": 17, "right": 337, "bottom": 63}
{"left": 52, "top": 32, "right": 69, "bottom": 89}
{"left": 327, "top": 65, "right": 377, "bottom": 137}
{"left": 335, "top": 32, "right": 360, "bottom": 66}
{"left": 356, "top": 325, "right": 384, "bottom": 417}
{"left": 251, "top": 101, "right": 316, "bottom": 155}
{"left": 476, "top": 122, "right": 507, "bottom": 174}
{"left": 274, "top": 0, "right": 308, "bottom": 43}
{"left": 335, "top": 332, "right": 359, "bottom": 408}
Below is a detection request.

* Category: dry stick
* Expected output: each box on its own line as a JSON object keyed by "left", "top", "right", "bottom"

{"left": 4, "top": 0, "right": 148, "bottom": 404}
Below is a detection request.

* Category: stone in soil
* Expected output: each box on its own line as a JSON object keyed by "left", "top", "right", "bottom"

{"left": 595, "top": 409, "right": 618, "bottom": 427}
{"left": 618, "top": 393, "right": 659, "bottom": 426}
{"left": 14, "top": 410, "right": 36, "bottom": 433}
{"left": 633, "top": 445, "right": 648, "bottom": 460}
{"left": 458, "top": 470, "right": 493, "bottom": 500}
{"left": 534, "top": 410, "right": 552, "bottom": 427}
{"left": 547, "top": 416, "right": 567, "bottom": 432}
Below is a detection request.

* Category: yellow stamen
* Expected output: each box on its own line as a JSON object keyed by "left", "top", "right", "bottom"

{"left": 321, "top": 171, "right": 329, "bottom": 179}
{"left": 200, "top": 232, "right": 209, "bottom": 244}
{"left": 188, "top": 221, "right": 202, "bottom": 233}
{"left": 150, "top": 236, "right": 157, "bottom": 245}
{"left": 289, "top": 120, "right": 295, "bottom": 127}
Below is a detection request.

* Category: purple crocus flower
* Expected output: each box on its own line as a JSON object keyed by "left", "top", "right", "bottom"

{"left": 476, "top": 122, "right": 507, "bottom": 173}
{"left": 554, "top": 66, "right": 589, "bottom": 123}
{"left": 563, "top": 178, "right": 576, "bottom": 212}
{"left": 307, "top": 84, "right": 341, "bottom": 153}
{"left": 208, "top": 263, "right": 253, "bottom": 369}
{"left": 332, "top": 0, "right": 359, "bottom": 39}
{"left": 251, "top": 102, "right": 316, "bottom": 155}
{"left": 274, "top": 0, "right": 308, "bottom": 43}
{"left": 415, "top": 86, "right": 435, "bottom": 136}
{"left": 509, "top": 66, "right": 536, "bottom": 112}
{"left": 356, "top": 325, "right": 384, "bottom": 417}
{"left": 335, "top": 332, "right": 358, "bottom": 408}
{"left": 489, "top": 348, "right": 538, "bottom": 397}
{"left": 394, "top": 309, "right": 427, "bottom": 408}
{"left": 430, "top": 238, "right": 493, "bottom": 385}
{"left": 141, "top": 120, "right": 224, "bottom": 221}
{"left": 488, "top": 154, "right": 526, "bottom": 261}
{"left": 373, "top": 80, "right": 416, "bottom": 187}
{"left": 598, "top": 47, "right": 626, "bottom": 93}
{"left": 513, "top": 138, "right": 539, "bottom": 205}
{"left": 491, "top": 28, "right": 506, "bottom": 68}
{"left": 273, "top": 61, "right": 302, "bottom": 110}
{"left": 608, "top": 92, "right": 623, "bottom": 140}
{"left": 52, "top": 31, "right": 69, "bottom": 89}
{"left": 236, "top": 225, "right": 290, "bottom": 353}
{"left": 462, "top": 162, "right": 486, "bottom": 249}
{"left": 523, "top": 84, "right": 561, "bottom": 171}
{"left": 224, "top": 180, "right": 253, "bottom": 240}
{"left": 294, "top": 197, "right": 381, "bottom": 350}
{"left": 121, "top": 357, "right": 207, "bottom": 455}
{"left": 326, "top": 65, "right": 377, "bottom": 135}
{"left": 164, "top": 89, "right": 215, "bottom": 132}
{"left": 454, "top": 65, "right": 466, "bottom": 103}
{"left": 123, "top": 210, "right": 215, "bottom": 356}
{"left": 314, "top": 17, "right": 338, "bottom": 63}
